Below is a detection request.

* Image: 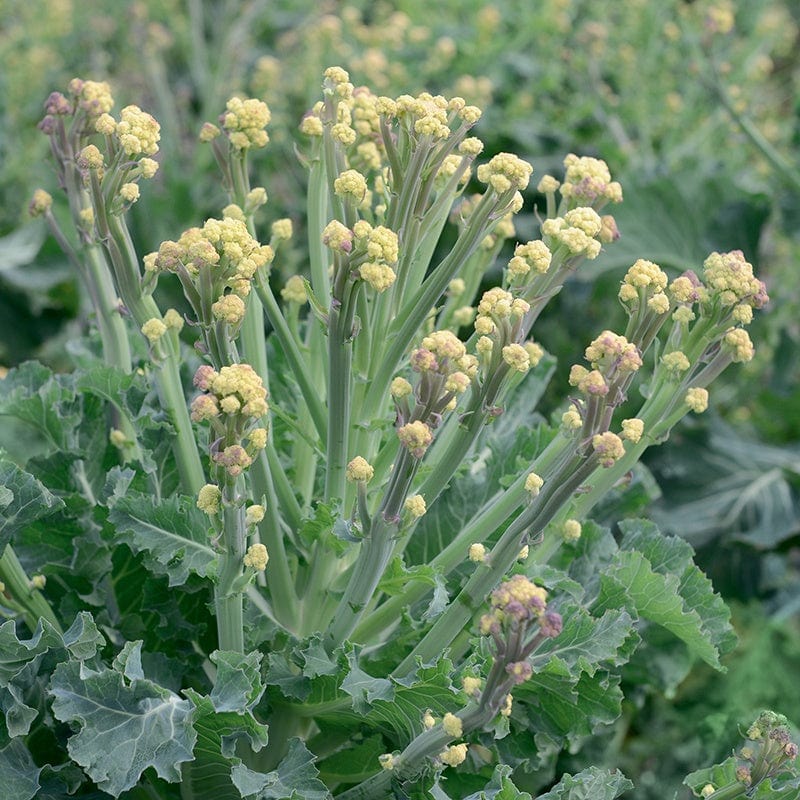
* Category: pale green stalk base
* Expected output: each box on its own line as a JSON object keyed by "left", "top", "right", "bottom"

{"left": 0, "top": 546, "right": 62, "bottom": 634}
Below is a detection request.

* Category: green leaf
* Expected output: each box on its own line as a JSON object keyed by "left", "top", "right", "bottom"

{"left": 0, "top": 362, "right": 80, "bottom": 455}
{"left": 618, "top": 519, "right": 737, "bottom": 658}
{"left": 0, "top": 737, "right": 41, "bottom": 800}
{"left": 378, "top": 556, "right": 437, "bottom": 597}
{"left": 182, "top": 691, "right": 269, "bottom": 800}
{"left": 0, "top": 458, "right": 64, "bottom": 545}
{"left": 534, "top": 766, "right": 633, "bottom": 799}
{"left": 596, "top": 549, "right": 724, "bottom": 669}
{"left": 231, "top": 738, "right": 329, "bottom": 800}
{"left": 209, "top": 650, "right": 265, "bottom": 711}
{"left": 367, "top": 656, "right": 457, "bottom": 743}
{"left": 433, "top": 764, "right": 533, "bottom": 799}
{"left": 534, "top": 605, "right": 635, "bottom": 677}
{"left": 297, "top": 501, "right": 351, "bottom": 556}
{"left": 316, "top": 734, "right": 386, "bottom": 783}
{"left": 0, "top": 612, "right": 102, "bottom": 685}
{"left": 298, "top": 635, "right": 339, "bottom": 679}
{"left": 340, "top": 644, "right": 394, "bottom": 714}
{"left": 49, "top": 658, "right": 197, "bottom": 797}
{"left": 108, "top": 491, "right": 216, "bottom": 586}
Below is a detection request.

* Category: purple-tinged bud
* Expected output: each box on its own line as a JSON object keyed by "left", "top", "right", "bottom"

{"left": 193, "top": 365, "right": 217, "bottom": 390}
{"left": 38, "top": 115, "right": 57, "bottom": 135}
{"left": 44, "top": 91, "right": 71, "bottom": 116}
{"left": 735, "top": 766, "right": 752, "bottom": 785}
{"left": 506, "top": 661, "right": 533, "bottom": 685}
{"left": 540, "top": 611, "right": 563, "bottom": 638}
{"left": 784, "top": 742, "right": 799, "bottom": 759}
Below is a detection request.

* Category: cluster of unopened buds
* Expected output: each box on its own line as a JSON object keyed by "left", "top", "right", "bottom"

{"left": 478, "top": 575, "right": 562, "bottom": 710}
{"left": 146, "top": 213, "right": 274, "bottom": 330}
{"left": 190, "top": 364, "right": 268, "bottom": 477}
{"left": 322, "top": 218, "right": 400, "bottom": 293}
{"left": 699, "top": 711, "right": 798, "bottom": 797}
{"left": 389, "top": 330, "right": 478, "bottom": 456}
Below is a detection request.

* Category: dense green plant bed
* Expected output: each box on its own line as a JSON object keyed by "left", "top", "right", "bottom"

{"left": 0, "top": 63, "right": 797, "bottom": 800}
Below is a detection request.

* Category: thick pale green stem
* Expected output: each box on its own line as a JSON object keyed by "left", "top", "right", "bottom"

{"left": 214, "top": 481, "right": 247, "bottom": 653}
{"left": 0, "top": 546, "right": 62, "bottom": 634}
{"left": 253, "top": 275, "right": 327, "bottom": 442}
{"left": 99, "top": 212, "right": 206, "bottom": 494}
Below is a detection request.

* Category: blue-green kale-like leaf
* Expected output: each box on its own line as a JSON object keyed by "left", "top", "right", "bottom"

{"left": 534, "top": 766, "right": 633, "bottom": 799}
{"left": 230, "top": 738, "right": 329, "bottom": 800}
{"left": 108, "top": 491, "right": 216, "bottom": 586}
{"left": 49, "top": 658, "right": 196, "bottom": 797}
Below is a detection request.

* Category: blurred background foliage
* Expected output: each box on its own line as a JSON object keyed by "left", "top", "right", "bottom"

{"left": 1, "top": 0, "right": 798, "bottom": 796}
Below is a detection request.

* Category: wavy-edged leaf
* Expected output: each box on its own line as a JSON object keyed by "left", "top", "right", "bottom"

{"left": 618, "top": 519, "right": 737, "bottom": 658}
{"left": 0, "top": 459, "right": 64, "bottom": 544}
{"left": 49, "top": 657, "right": 196, "bottom": 797}
{"left": 316, "top": 734, "right": 386, "bottom": 784}
{"left": 340, "top": 643, "right": 394, "bottom": 715}
{"left": 534, "top": 605, "right": 635, "bottom": 677}
{"left": 182, "top": 691, "right": 269, "bottom": 800}
{"left": 210, "top": 650, "right": 265, "bottom": 711}
{"left": 231, "top": 738, "right": 329, "bottom": 800}
{"left": 0, "top": 737, "right": 41, "bottom": 800}
{"left": 0, "top": 362, "right": 80, "bottom": 454}
{"left": 596, "top": 549, "right": 723, "bottom": 669}
{"left": 108, "top": 491, "right": 216, "bottom": 586}
{"left": 534, "top": 766, "right": 633, "bottom": 799}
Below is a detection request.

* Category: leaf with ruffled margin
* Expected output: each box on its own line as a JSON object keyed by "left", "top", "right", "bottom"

{"left": 617, "top": 519, "right": 737, "bottom": 659}
{"left": 181, "top": 650, "right": 268, "bottom": 800}
{"left": 0, "top": 458, "right": 64, "bottom": 545}
{"left": 594, "top": 516, "right": 735, "bottom": 671}
{"left": 534, "top": 604, "right": 635, "bottom": 676}
{"left": 0, "top": 612, "right": 104, "bottom": 740}
{"left": 49, "top": 652, "right": 196, "bottom": 797}
{"left": 0, "top": 737, "right": 41, "bottom": 800}
{"left": 0, "top": 361, "right": 81, "bottom": 455}
{"left": 432, "top": 764, "right": 533, "bottom": 799}
{"left": 108, "top": 491, "right": 216, "bottom": 586}
{"left": 231, "top": 738, "right": 329, "bottom": 800}
{"left": 534, "top": 766, "right": 633, "bottom": 799}
{"left": 182, "top": 693, "right": 269, "bottom": 800}
{"left": 210, "top": 650, "right": 265, "bottom": 711}
{"left": 366, "top": 656, "right": 458, "bottom": 744}
{"left": 340, "top": 643, "right": 394, "bottom": 714}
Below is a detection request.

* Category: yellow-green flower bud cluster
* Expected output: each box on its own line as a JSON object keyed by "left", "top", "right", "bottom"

{"left": 152, "top": 217, "right": 274, "bottom": 313}
{"left": 345, "top": 456, "right": 374, "bottom": 483}
{"left": 560, "top": 153, "right": 623, "bottom": 206}
{"left": 618, "top": 259, "right": 669, "bottom": 308}
{"left": 476, "top": 152, "right": 533, "bottom": 194}
{"left": 541, "top": 207, "right": 603, "bottom": 259}
{"left": 584, "top": 330, "right": 642, "bottom": 374}
{"left": 439, "top": 743, "right": 468, "bottom": 767}
{"left": 197, "top": 484, "right": 222, "bottom": 515}
{"left": 115, "top": 105, "right": 160, "bottom": 156}
{"left": 684, "top": 387, "right": 709, "bottom": 413}
{"left": 404, "top": 495, "right": 427, "bottom": 517}
{"left": 221, "top": 97, "right": 271, "bottom": 150}
{"left": 69, "top": 78, "right": 114, "bottom": 118}
{"left": 507, "top": 240, "right": 552, "bottom": 280}
{"left": 29, "top": 189, "right": 53, "bottom": 217}
{"left": 191, "top": 366, "right": 269, "bottom": 470}
{"left": 480, "top": 574, "right": 548, "bottom": 636}
{"left": 397, "top": 420, "right": 434, "bottom": 458}
{"left": 243, "top": 543, "right": 269, "bottom": 571}
{"left": 281, "top": 275, "right": 307, "bottom": 305}
{"left": 722, "top": 328, "right": 755, "bottom": 362}
{"left": 592, "top": 432, "right": 626, "bottom": 467}
{"left": 703, "top": 250, "right": 768, "bottom": 309}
